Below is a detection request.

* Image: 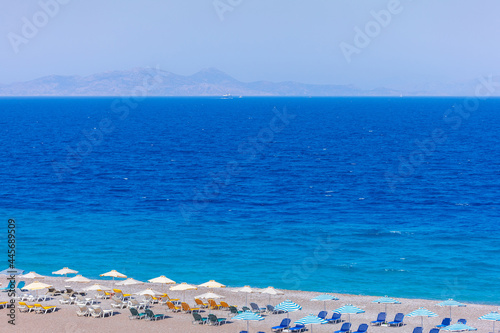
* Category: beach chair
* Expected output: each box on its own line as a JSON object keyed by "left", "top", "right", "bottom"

{"left": 318, "top": 310, "right": 328, "bottom": 319}
{"left": 194, "top": 298, "right": 208, "bottom": 308}
{"left": 159, "top": 294, "right": 180, "bottom": 304}
{"left": 16, "top": 289, "right": 32, "bottom": 301}
{"left": 0, "top": 301, "right": 8, "bottom": 309}
{"left": 76, "top": 294, "right": 95, "bottom": 305}
{"left": 129, "top": 307, "right": 146, "bottom": 320}
{"left": 181, "top": 302, "right": 200, "bottom": 313}
{"left": 18, "top": 302, "right": 35, "bottom": 312}
{"left": 436, "top": 317, "right": 451, "bottom": 328}
{"left": 144, "top": 308, "right": 165, "bottom": 321}
{"left": 65, "top": 287, "right": 76, "bottom": 296}
{"left": 334, "top": 322, "right": 352, "bottom": 333}
{"left": 457, "top": 319, "right": 467, "bottom": 324}
{"left": 250, "top": 302, "right": 266, "bottom": 313}
{"left": 34, "top": 303, "right": 56, "bottom": 314}
{"left": 143, "top": 294, "right": 159, "bottom": 304}
{"left": 110, "top": 296, "right": 128, "bottom": 309}
{"left": 208, "top": 299, "right": 221, "bottom": 310}
{"left": 193, "top": 312, "right": 208, "bottom": 325}
{"left": 327, "top": 312, "right": 342, "bottom": 324}
{"left": 46, "top": 287, "right": 61, "bottom": 296}
{"left": 76, "top": 305, "right": 90, "bottom": 317}
{"left": 128, "top": 298, "right": 147, "bottom": 309}
{"left": 59, "top": 294, "right": 76, "bottom": 305}
{"left": 220, "top": 301, "right": 234, "bottom": 310}
{"left": 91, "top": 306, "right": 113, "bottom": 318}
{"left": 388, "top": 313, "right": 405, "bottom": 326}
{"left": 96, "top": 290, "right": 110, "bottom": 299}
{"left": 113, "top": 289, "right": 131, "bottom": 300}
{"left": 242, "top": 306, "right": 251, "bottom": 312}
{"left": 29, "top": 294, "right": 48, "bottom": 302}
{"left": 371, "top": 312, "right": 386, "bottom": 325}
{"left": 353, "top": 324, "right": 369, "bottom": 333}
{"left": 267, "top": 304, "right": 285, "bottom": 314}
{"left": 207, "top": 314, "right": 226, "bottom": 325}
{"left": 166, "top": 301, "right": 181, "bottom": 312}
{"left": 429, "top": 329, "right": 440, "bottom": 333}
{"left": 289, "top": 323, "right": 306, "bottom": 332}
{"left": 411, "top": 327, "right": 423, "bottom": 333}
{"left": 229, "top": 306, "right": 243, "bottom": 316}
{"left": 272, "top": 318, "right": 291, "bottom": 332}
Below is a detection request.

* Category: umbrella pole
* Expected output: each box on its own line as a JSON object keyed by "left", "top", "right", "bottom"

{"left": 324, "top": 301, "right": 326, "bottom": 311}
{"left": 449, "top": 306, "right": 452, "bottom": 319}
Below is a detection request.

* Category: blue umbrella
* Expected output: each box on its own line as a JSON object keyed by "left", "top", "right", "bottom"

{"left": 372, "top": 296, "right": 401, "bottom": 312}
{"left": 310, "top": 294, "right": 339, "bottom": 310}
{"left": 407, "top": 307, "right": 438, "bottom": 328}
{"left": 479, "top": 311, "right": 500, "bottom": 333}
{"left": 295, "top": 314, "right": 328, "bottom": 332}
{"left": 232, "top": 311, "right": 264, "bottom": 332}
{"left": 333, "top": 304, "right": 365, "bottom": 322}
{"left": 437, "top": 299, "right": 466, "bottom": 319}
{"left": 275, "top": 300, "right": 302, "bottom": 318}
{"left": 0, "top": 268, "right": 24, "bottom": 275}
{"left": 441, "top": 323, "right": 477, "bottom": 331}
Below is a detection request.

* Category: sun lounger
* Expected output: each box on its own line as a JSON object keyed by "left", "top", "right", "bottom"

{"left": 458, "top": 319, "right": 467, "bottom": 324}
{"left": 145, "top": 308, "right": 165, "bottom": 321}
{"left": 181, "top": 302, "right": 200, "bottom": 313}
{"left": 220, "top": 301, "right": 235, "bottom": 310}
{"left": 272, "top": 318, "right": 291, "bottom": 332}
{"left": 128, "top": 298, "right": 147, "bottom": 309}
{"left": 436, "top": 318, "right": 451, "bottom": 328}
{"left": 334, "top": 322, "right": 352, "bottom": 333}
{"left": 412, "top": 327, "right": 423, "bottom": 333}
{"left": 76, "top": 305, "right": 90, "bottom": 317}
{"left": 371, "top": 312, "right": 386, "bottom": 325}
{"left": 0, "top": 301, "right": 8, "bottom": 309}
{"left": 18, "top": 302, "right": 35, "bottom": 312}
{"left": 34, "top": 303, "right": 56, "bottom": 314}
{"left": 193, "top": 312, "right": 208, "bottom": 324}
{"left": 353, "top": 324, "right": 369, "bottom": 333}
{"left": 59, "top": 294, "right": 76, "bottom": 305}
{"left": 388, "top": 313, "right": 405, "bottom": 326}
{"left": 289, "top": 323, "right": 306, "bottom": 332}
{"left": 207, "top": 314, "right": 226, "bottom": 325}
{"left": 266, "top": 304, "right": 285, "bottom": 314}
{"left": 46, "top": 287, "right": 62, "bottom": 296}
{"left": 208, "top": 299, "right": 221, "bottom": 310}
{"left": 112, "top": 289, "right": 131, "bottom": 300}
{"left": 110, "top": 296, "right": 128, "bottom": 309}
{"left": 91, "top": 306, "right": 113, "bottom": 318}
{"left": 250, "top": 302, "right": 266, "bottom": 313}
{"left": 16, "top": 289, "right": 32, "bottom": 301}
{"left": 429, "top": 329, "right": 440, "bottom": 333}
{"left": 96, "top": 290, "right": 110, "bottom": 299}
{"left": 76, "top": 294, "right": 95, "bottom": 305}
{"left": 143, "top": 294, "right": 159, "bottom": 304}
{"left": 194, "top": 298, "right": 209, "bottom": 308}
{"left": 129, "top": 307, "right": 146, "bottom": 319}
{"left": 328, "top": 312, "right": 342, "bottom": 324}
{"left": 159, "top": 294, "right": 180, "bottom": 305}
{"left": 318, "top": 310, "right": 328, "bottom": 319}
{"left": 166, "top": 301, "right": 181, "bottom": 312}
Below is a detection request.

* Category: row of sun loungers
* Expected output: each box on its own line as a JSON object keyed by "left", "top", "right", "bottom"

{"left": 18, "top": 302, "right": 57, "bottom": 314}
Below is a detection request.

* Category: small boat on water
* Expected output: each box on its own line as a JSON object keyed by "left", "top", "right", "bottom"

{"left": 222, "top": 93, "right": 233, "bottom": 99}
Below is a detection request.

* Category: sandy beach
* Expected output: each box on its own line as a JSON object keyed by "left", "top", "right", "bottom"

{"left": 0, "top": 276, "right": 496, "bottom": 333}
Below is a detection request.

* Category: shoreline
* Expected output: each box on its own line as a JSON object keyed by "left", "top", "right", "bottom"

{"left": 1, "top": 276, "right": 496, "bottom": 332}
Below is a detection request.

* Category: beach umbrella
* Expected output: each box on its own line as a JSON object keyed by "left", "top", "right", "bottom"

{"left": 198, "top": 280, "right": 226, "bottom": 290}
{"left": 0, "top": 268, "right": 24, "bottom": 275}
{"left": 84, "top": 284, "right": 111, "bottom": 291}
{"left": 441, "top": 323, "right": 477, "bottom": 331}
{"left": 170, "top": 282, "right": 197, "bottom": 302}
{"left": 65, "top": 275, "right": 91, "bottom": 283}
{"left": 232, "top": 311, "right": 265, "bottom": 332}
{"left": 195, "top": 292, "right": 225, "bottom": 299}
{"left": 275, "top": 300, "right": 302, "bottom": 318}
{"left": 295, "top": 314, "right": 328, "bottom": 332}
{"left": 135, "top": 288, "right": 163, "bottom": 296}
{"left": 24, "top": 281, "right": 52, "bottom": 296}
{"left": 407, "top": 307, "right": 438, "bottom": 328}
{"left": 20, "top": 271, "right": 45, "bottom": 279}
{"left": 479, "top": 311, "right": 500, "bottom": 333}
{"left": 52, "top": 267, "right": 78, "bottom": 277}
{"left": 100, "top": 270, "right": 127, "bottom": 285}
{"left": 372, "top": 296, "right": 401, "bottom": 312}
{"left": 148, "top": 275, "right": 176, "bottom": 288}
{"left": 311, "top": 294, "right": 339, "bottom": 310}
{"left": 232, "top": 285, "right": 258, "bottom": 306}
{"left": 333, "top": 304, "right": 365, "bottom": 322}
{"left": 260, "top": 286, "right": 284, "bottom": 304}
{"left": 116, "top": 278, "right": 144, "bottom": 286}
{"left": 437, "top": 299, "right": 466, "bottom": 319}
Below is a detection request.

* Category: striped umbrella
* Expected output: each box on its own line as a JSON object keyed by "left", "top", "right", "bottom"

{"left": 232, "top": 311, "right": 264, "bottom": 332}
{"left": 295, "top": 314, "right": 328, "bottom": 332}
{"left": 372, "top": 296, "right": 401, "bottom": 312}
{"left": 333, "top": 304, "right": 365, "bottom": 322}
{"left": 441, "top": 323, "right": 477, "bottom": 331}
{"left": 437, "top": 299, "right": 466, "bottom": 319}
{"left": 310, "top": 294, "right": 339, "bottom": 310}
{"left": 275, "top": 300, "right": 302, "bottom": 318}
{"left": 407, "top": 307, "right": 438, "bottom": 328}
{"left": 479, "top": 311, "right": 500, "bottom": 333}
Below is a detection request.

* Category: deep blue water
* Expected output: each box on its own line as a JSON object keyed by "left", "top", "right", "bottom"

{"left": 0, "top": 97, "right": 499, "bottom": 304}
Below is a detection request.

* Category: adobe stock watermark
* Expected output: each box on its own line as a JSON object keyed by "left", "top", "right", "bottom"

{"left": 7, "top": 0, "right": 71, "bottom": 54}
{"left": 281, "top": 235, "right": 338, "bottom": 290}
{"left": 51, "top": 66, "right": 164, "bottom": 181}
{"left": 385, "top": 75, "right": 500, "bottom": 191}
{"left": 213, "top": 0, "right": 243, "bottom": 21}
{"left": 179, "top": 106, "right": 295, "bottom": 224}
{"left": 339, "top": 0, "right": 409, "bottom": 63}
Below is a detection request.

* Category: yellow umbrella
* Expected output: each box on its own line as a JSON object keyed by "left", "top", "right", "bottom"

{"left": 24, "top": 281, "right": 52, "bottom": 297}
{"left": 170, "top": 282, "right": 197, "bottom": 302}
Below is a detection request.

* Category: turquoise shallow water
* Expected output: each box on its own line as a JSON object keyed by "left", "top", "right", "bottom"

{"left": 0, "top": 97, "right": 499, "bottom": 304}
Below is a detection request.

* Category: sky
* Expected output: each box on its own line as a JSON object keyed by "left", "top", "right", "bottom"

{"left": 1, "top": 0, "right": 500, "bottom": 89}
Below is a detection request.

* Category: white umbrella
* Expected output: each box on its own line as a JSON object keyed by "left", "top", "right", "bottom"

{"left": 135, "top": 288, "right": 163, "bottom": 296}
{"left": 232, "top": 285, "right": 257, "bottom": 306}
{"left": 24, "top": 281, "right": 51, "bottom": 297}
{"left": 195, "top": 292, "right": 225, "bottom": 299}
{"left": 84, "top": 284, "right": 111, "bottom": 291}
{"left": 170, "top": 282, "right": 197, "bottom": 302}
{"left": 65, "top": 275, "right": 91, "bottom": 283}
{"left": 20, "top": 271, "right": 45, "bottom": 279}
{"left": 198, "top": 280, "right": 226, "bottom": 289}
{"left": 116, "top": 278, "right": 144, "bottom": 286}
{"left": 260, "top": 286, "right": 284, "bottom": 304}
{"left": 52, "top": 267, "right": 78, "bottom": 277}
{"left": 100, "top": 270, "right": 127, "bottom": 286}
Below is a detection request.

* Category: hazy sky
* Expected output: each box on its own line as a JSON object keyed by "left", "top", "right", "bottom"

{"left": 1, "top": 0, "right": 500, "bottom": 89}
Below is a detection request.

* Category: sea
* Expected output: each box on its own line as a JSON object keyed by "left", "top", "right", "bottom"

{"left": 0, "top": 97, "right": 498, "bottom": 304}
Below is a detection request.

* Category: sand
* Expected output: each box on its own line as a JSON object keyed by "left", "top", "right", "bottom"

{"left": 0, "top": 276, "right": 497, "bottom": 333}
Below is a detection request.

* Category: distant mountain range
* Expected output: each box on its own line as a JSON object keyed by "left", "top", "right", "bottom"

{"left": 0, "top": 68, "right": 497, "bottom": 96}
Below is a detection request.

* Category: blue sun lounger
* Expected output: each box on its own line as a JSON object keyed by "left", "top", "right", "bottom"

{"left": 371, "top": 312, "right": 386, "bottom": 325}
{"left": 388, "top": 313, "right": 404, "bottom": 326}
{"left": 352, "top": 324, "right": 369, "bottom": 333}
{"left": 271, "top": 318, "right": 291, "bottom": 332}
{"left": 436, "top": 317, "right": 451, "bottom": 328}
{"left": 318, "top": 310, "right": 328, "bottom": 319}
{"left": 334, "top": 322, "right": 352, "bottom": 333}
{"left": 328, "top": 312, "right": 342, "bottom": 324}
{"left": 412, "top": 327, "right": 423, "bottom": 333}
